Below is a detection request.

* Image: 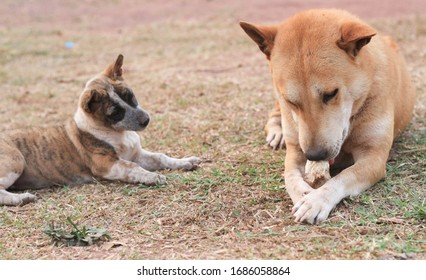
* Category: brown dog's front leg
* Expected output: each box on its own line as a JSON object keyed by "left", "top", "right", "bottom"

{"left": 292, "top": 149, "right": 388, "bottom": 224}
{"left": 265, "top": 100, "right": 284, "bottom": 150}
{"left": 284, "top": 143, "right": 315, "bottom": 204}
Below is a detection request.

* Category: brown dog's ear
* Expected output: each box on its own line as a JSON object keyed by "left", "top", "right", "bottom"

{"left": 104, "top": 54, "right": 124, "bottom": 80}
{"left": 337, "top": 22, "right": 376, "bottom": 58}
{"left": 240, "top": 21, "right": 277, "bottom": 59}
{"left": 81, "top": 89, "right": 103, "bottom": 113}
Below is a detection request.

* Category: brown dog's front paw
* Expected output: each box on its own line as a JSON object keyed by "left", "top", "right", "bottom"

{"left": 291, "top": 189, "right": 335, "bottom": 225}
{"left": 266, "top": 126, "right": 285, "bottom": 150}
{"left": 285, "top": 178, "right": 314, "bottom": 205}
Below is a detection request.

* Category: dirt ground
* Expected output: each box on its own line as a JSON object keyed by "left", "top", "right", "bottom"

{"left": 0, "top": 0, "right": 425, "bottom": 260}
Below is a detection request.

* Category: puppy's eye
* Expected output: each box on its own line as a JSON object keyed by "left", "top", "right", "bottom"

{"left": 323, "top": 89, "right": 338, "bottom": 104}
{"left": 122, "top": 89, "right": 138, "bottom": 108}
{"left": 108, "top": 105, "right": 125, "bottom": 122}
{"left": 110, "top": 108, "right": 120, "bottom": 117}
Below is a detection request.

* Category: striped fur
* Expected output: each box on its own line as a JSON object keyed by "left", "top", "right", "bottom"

{"left": 0, "top": 55, "right": 200, "bottom": 206}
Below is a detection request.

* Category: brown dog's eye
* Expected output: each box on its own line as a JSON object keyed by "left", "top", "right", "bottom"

{"left": 286, "top": 99, "right": 302, "bottom": 110}
{"left": 323, "top": 89, "right": 338, "bottom": 104}
{"left": 286, "top": 100, "right": 299, "bottom": 109}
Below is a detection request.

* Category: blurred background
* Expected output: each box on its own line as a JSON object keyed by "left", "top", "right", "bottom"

{"left": 1, "top": 0, "right": 425, "bottom": 31}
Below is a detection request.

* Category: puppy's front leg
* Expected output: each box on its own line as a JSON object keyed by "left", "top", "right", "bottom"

{"left": 134, "top": 149, "right": 200, "bottom": 172}
{"left": 284, "top": 143, "right": 315, "bottom": 203}
{"left": 103, "top": 160, "right": 166, "bottom": 185}
{"left": 292, "top": 148, "right": 389, "bottom": 224}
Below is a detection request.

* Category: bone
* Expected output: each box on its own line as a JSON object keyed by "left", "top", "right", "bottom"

{"left": 304, "top": 160, "right": 331, "bottom": 188}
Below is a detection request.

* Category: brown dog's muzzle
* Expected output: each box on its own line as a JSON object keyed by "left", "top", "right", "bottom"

{"left": 305, "top": 147, "right": 329, "bottom": 161}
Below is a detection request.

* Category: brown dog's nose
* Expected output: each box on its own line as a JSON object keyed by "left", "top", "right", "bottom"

{"left": 305, "top": 148, "right": 328, "bottom": 161}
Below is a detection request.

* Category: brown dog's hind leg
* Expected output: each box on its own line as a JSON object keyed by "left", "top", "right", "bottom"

{"left": 0, "top": 147, "right": 37, "bottom": 206}
{"left": 265, "top": 100, "right": 284, "bottom": 150}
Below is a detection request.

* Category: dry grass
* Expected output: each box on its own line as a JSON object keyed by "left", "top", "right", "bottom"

{"left": 0, "top": 12, "right": 425, "bottom": 259}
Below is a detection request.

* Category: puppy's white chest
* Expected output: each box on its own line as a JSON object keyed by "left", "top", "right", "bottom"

{"left": 114, "top": 131, "right": 141, "bottom": 161}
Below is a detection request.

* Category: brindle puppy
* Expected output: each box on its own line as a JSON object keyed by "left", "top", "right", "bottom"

{"left": 0, "top": 55, "right": 200, "bottom": 206}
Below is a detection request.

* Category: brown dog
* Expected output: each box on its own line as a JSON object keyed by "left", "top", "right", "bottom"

{"left": 0, "top": 55, "right": 200, "bottom": 206}
{"left": 240, "top": 9, "right": 416, "bottom": 224}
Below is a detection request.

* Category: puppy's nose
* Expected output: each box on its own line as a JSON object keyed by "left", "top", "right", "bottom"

{"left": 140, "top": 116, "right": 150, "bottom": 128}
{"left": 305, "top": 148, "right": 328, "bottom": 161}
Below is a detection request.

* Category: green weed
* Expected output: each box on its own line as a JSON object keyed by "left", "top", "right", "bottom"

{"left": 43, "top": 217, "right": 110, "bottom": 246}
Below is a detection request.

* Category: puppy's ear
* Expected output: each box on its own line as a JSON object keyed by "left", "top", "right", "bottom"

{"left": 337, "top": 22, "right": 376, "bottom": 58}
{"left": 81, "top": 89, "right": 103, "bottom": 113}
{"left": 240, "top": 21, "right": 277, "bottom": 60}
{"left": 104, "top": 54, "right": 124, "bottom": 80}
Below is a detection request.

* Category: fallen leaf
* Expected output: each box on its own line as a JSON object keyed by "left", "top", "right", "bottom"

{"left": 101, "top": 241, "right": 126, "bottom": 250}
{"left": 378, "top": 217, "right": 405, "bottom": 224}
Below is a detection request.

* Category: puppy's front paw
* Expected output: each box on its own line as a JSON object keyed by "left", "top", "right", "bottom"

{"left": 156, "top": 174, "right": 167, "bottom": 185}
{"left": 291, "top": 189, "right": 335, "bottom": 225}
{"left": 181, "top": 156, "right": 201, "bottom": 171}
{"left": 142, "top": 173, "right": 167, "bottom": 186}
